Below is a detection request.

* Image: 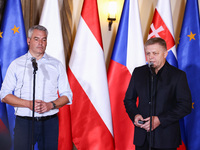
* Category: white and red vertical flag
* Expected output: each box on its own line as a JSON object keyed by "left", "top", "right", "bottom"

{"left": 67, "top": 0, "right": 114, "bottom": 149}
{"left": 148, "top": 0, "right": 177, "bottom": 67}
{"left": 107, "top": 0, "right": 146, "bottom": 149}
{"left": 39, "top": 1, "right": 72, "bottom": 149}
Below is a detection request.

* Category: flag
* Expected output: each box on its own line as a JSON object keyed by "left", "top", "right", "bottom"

{"left": 0, "top": 67, "right": 11, "bottom": 150}
{"left": 148, "top": 0, "right": 177, "bottom": 67}
{"left": 39, "top": 0, "right": 72, "bottom": 149}
{"left": 0, "top": 68, "right": 8, "bottom": 133}
{"left": 67, "top": 0, "right": 114, "bottom": 149}
{"left": 0, "top": 0, "right": 28, "bottom": 149}
{"left": 107, "top": 0, "right": 146, "bottom": 149}
{"left": 177, "top": 0, "right": 200, "bottom": 149}
{"left": 39, "top": 0, "right": 66, "bottom": 68}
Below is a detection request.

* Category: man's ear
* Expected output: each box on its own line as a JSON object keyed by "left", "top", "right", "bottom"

{"left": 164, "top": 50, "right": 168, "bottom": 58}
{"left": 27, "top": 38, "right": 30, "bottom": 45}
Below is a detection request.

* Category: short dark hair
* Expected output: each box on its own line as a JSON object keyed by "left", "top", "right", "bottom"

{"left": 27, "top": 25, "right": 48, "bottom": 38}
{"left": 144, "top": 37, "right": 167, "bottom": 51}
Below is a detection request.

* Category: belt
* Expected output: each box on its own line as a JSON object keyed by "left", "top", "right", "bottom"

{"left": 17, "top": 114, "right": 57, "bottom": 121}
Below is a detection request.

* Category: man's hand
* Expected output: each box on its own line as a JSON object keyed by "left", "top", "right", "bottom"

{"left": 35, "top": 100, "right": 53, "bottom": 113}
{"left": 141, "top": 116, "right": 160, "bottom": 132}
{"left": 29, "top": 100, "right": 52, "bottom": 114}
{"left": 134, "top": 114, "right": 145, "bottom": 128}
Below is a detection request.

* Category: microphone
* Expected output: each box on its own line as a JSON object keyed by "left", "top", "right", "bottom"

{"left": 148, "top": 62, "right": 155, "bottom": 75}
{"left": 31, "top": 57, "right": 38, "bottom": 72}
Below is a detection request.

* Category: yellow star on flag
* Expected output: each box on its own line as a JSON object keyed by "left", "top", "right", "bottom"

{"left": 192, "top": 102, "right": 194, "bottom": 109}
{"left": 177, "top": 37, "right": 180, "bottom": 45}
{"left": 11, "top": 25, "right": 20, "bottom": 34}
{"left": 0, "top": 31, "right": 3, "bottom": 38}
{"left": 187, "top": 31, "right": 196, "bottom": 41}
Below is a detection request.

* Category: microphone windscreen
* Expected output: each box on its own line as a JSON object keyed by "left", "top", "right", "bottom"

{"left": 31, "top": 57, "right": 36, "bottom": 63}
{"left": 31, "top": 57, "right": 38, "bottom": 71}
{"left": 148, "top": 62, "right": 154, "bottom": 68}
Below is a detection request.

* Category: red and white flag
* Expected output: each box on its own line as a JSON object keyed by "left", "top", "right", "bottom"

{"left": 148, "top": 0, "right": 177, "bottom": 67}
{"left": 67, "top": 0, "right": 114, "bottom": 149}
{"left": 108, "top": 0, "right": 146, "bottom": 149}
{"left": 39, "top": 1, "right": 72, "bottom": 149}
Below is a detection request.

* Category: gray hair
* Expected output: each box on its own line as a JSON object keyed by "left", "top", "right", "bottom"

{"left": 27, "top": 25, "right": 48, "bottom": 38}
{"left": 144, "top": 37, "right": 167, "bottom": 51}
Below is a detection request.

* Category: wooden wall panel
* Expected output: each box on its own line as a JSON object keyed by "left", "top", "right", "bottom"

{"left": 0, "top": 0, "right": 5, "bottom": 26}
{"left": 61, "top": 0, "right": 73, "bottom": 66}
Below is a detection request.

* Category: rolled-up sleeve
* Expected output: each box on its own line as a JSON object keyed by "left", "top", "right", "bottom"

{"left": 1, "top": 62, "right": 16, "bottom": 100}
{"left": 58, "top": 62, "right": 73, "bottom": 105}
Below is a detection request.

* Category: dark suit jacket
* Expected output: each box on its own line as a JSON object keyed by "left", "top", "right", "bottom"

{"left": 124, "top": 61, "right": 192, "bottom": 149}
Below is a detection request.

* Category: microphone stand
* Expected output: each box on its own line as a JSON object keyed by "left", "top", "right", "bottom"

{"left": 149, "top": 66, "right": 155, "bottom": 150}
{"left": 31, "top": 66, "right": 37, "bottom": 150}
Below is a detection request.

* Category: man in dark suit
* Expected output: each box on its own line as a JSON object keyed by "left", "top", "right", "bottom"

{"left": 124, "top": 37, "right": 192, "bottom": 150}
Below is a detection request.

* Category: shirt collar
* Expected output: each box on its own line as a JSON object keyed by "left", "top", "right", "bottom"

{"left": 26, "top": 51, "right": 48, "bottom": 60}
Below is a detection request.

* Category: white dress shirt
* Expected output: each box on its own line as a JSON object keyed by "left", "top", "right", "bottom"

{"left": 1, "top": 52, "right": 72, "bottom": 117}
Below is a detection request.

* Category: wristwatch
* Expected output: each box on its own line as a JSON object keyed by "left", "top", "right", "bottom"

{"left": 51, "top": 101, "right": 56, "bottom": 109}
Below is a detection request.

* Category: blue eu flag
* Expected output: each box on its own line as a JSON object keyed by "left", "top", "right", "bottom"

{"left": 177, "top": 0, "right": 200, "bottom": 149}
{"left": 0, "top": 0, "right": 28, "bottom": 149}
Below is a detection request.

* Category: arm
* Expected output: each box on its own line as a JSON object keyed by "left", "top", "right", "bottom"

{"left": 2, "top": 94, "right": 69, "bottom": 114}
{"left": 124, "top": 70, "right": 140, "bottom": 123}
{"left": 51, "top": 95, "right": 69, "bottom": 109}
{"left": 35, "top": 95, "right": 70, "bottom": 114}
{"left": 35, "top": 62, "right": 72, "bottom": 114}
{"left": 140, "top": 116, "right": 160, "bottom": 132}
{"left": 158, "top": 71, "right": 192, "bottom": 127}
{"left": 0, "top": 61, "right": 32, "bottom": 108}
{"left": 1, "top": 94, "right": 53, "bottom": 113}
{"left": 2, "top": 94, "right": 32, "bottom": 109}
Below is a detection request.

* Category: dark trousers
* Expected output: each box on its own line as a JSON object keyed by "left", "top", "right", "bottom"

{"left": 136, "top": 135, "right": 176, "bottom": 150}
{"left": 14, "top": 115, "right": 59, "bottom": 150}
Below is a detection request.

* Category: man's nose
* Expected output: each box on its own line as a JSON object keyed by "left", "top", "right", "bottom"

{"left": 38, "top": 39, "right": 43, "bottom": 45}
{"left": 149, "top": 53, "right": 154, "bottom": 59}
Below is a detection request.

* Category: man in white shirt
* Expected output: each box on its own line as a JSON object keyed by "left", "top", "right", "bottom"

{"left": 1, "top": 25, "right": 72, "bottom": 150}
